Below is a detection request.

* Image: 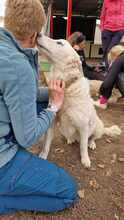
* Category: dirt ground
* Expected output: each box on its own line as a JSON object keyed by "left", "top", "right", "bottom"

{"left": 0, "top": 100, "right": 124, "bottom": 220}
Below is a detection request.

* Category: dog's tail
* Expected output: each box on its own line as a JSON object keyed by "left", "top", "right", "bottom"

{"left": 104, "top": 125, "right": 122, "bottom": 137}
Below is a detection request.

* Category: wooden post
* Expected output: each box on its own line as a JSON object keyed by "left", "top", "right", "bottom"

{"left": 66, "top": 0, "right": 72, "bottom": 39}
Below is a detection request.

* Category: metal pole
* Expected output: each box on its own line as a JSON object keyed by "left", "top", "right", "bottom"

{"left": 50, "top": 14, "right": 53, "bottom": 38}
{"left": 66, "top": 0, "right": 72, "bottom": 39}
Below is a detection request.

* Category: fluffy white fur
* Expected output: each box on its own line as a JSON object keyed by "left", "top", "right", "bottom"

{"left": 38, "top": 35, "right": 121, "bottom": 168}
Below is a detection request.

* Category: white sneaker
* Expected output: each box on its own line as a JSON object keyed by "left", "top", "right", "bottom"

{"left": 93, "top": 100, "right": 108, "bottom": 110}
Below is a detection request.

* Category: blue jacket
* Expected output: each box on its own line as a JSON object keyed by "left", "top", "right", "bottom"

{"left": 0, "top": 28, "right": 54, "bottom": 167}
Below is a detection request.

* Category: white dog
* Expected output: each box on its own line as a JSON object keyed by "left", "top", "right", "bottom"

{"left": 37, "top": 35, "right": 121, "bottom": 168}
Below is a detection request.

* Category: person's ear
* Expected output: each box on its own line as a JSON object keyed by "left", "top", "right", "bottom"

{"left": 29, "top": 32, "right": 37, "bottom": 47}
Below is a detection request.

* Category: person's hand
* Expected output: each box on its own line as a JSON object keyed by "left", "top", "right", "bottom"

{"left": 48, "top": 79, "right": 65, "bottom": 110}
{"left": 73, "top": 45, "right": 80, "bottom": 51}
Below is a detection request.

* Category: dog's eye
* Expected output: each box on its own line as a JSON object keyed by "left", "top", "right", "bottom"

{"left": 57, "top": 41, "right": 64, "bottom": 46}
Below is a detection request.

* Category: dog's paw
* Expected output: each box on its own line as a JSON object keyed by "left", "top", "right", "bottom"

{"left": 88, "top": 140, "right": 96, "bottom": 150}
{"left": 39, "top": 152, "right": 47, "bottom": 160}
{"left": 81, "top": 156, "right": 91, "bottom": 168}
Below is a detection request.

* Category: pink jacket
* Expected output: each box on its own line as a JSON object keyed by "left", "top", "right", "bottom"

{"left": 100, "top": 0, "right": 124, "bottom": 31}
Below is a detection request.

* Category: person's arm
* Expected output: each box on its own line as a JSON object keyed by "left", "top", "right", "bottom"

{"left": 76, "top": 49, "right": 87, "bottom": 68}
{"left": 100, "top": 54, "right": 124, "bottom": 98}
{"left": 2, "top": 56, "right": 55, "bottom": 148}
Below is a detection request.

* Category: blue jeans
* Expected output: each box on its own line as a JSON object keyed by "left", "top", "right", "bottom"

{"left": 0, "top": 149, "right": 77, "bottom": 214}
{"left": 0, "top": 102, "right": 77, "bottom": 214}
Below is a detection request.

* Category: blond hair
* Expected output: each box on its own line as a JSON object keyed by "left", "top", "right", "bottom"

{"left": 108, "top": 45, "right": 124, "bottom": 64}
{"left": 4, "top": 0, "right": 46, "bottom": 40}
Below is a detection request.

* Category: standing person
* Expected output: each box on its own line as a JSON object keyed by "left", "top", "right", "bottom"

{"left": 100, "top": 0, "right": 124, "bottom": 69}
{"left": 0, "top": 0, "right": 77, "bottom": 214}
{"left": 67, "top": 31, "right": 105, "bottom": 81}
{"left": 94, "top": 45, "right": 124, "bottom": 109}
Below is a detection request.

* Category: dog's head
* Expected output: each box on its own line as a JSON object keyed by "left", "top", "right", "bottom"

{"left": 37, "top": 34, "right": 83, "bottom": 84}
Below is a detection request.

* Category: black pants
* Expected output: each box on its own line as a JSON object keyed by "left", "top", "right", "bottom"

{"left": 83, "top": 66, "right": 105, "bottom": 81}
{"left": 102, "top": 29, "right": 124, "bottom": 68}
{"left": 100, "top": 71, "right": 123, "bottom": 99}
